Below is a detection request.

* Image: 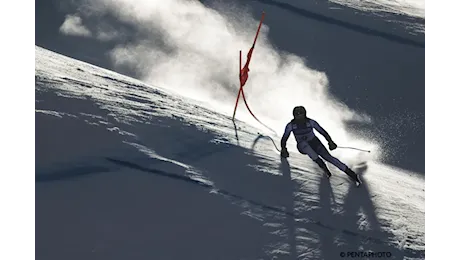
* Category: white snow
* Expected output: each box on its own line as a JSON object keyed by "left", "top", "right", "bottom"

{"left": 329, "top": 0, "right": 425, "bottom": 19}
{"left": 36, "top": 46, "right": 424, "bottom": 259}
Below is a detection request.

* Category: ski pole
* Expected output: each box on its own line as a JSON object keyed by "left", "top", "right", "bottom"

{"left": 257, "top": 132, "right": 370, "bottom": 153}
{"left": 336, "top": 146, "right": 371, "bottom": 153}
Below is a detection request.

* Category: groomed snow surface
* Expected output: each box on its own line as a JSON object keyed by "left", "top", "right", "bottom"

{"left": 36, "top": 46, "right": 424, "bottom": 259}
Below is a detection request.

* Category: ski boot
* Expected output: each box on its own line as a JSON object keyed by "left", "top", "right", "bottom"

{"left": 323, "top": 169, "right": 332, "bottom": 179}
{"left": 345, "top": 167, "right": 362, "bottom": 187}
{"left": 314, "top": 158, "right": 332, "bottom": 178}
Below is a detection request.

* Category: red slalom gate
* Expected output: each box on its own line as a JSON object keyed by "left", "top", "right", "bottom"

{"left": 232, "top": 11, "right": 274, "bottom": 133}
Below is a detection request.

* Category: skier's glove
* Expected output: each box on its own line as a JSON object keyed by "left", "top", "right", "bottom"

{"left": 281, "top": 147, "right": 289, "bottom": 158}
{"left": 328, "top": 141, "right": 337, "bottom": 151}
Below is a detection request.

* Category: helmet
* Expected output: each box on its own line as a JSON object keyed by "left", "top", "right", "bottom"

{"left": 293, "top": 106, "right": 307, "bottom": 117}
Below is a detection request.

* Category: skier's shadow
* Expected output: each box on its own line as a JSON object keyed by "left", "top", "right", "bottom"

{"left": 317, "top": 173, "right": 339, "bottom": 260}
{"left": 279, "top": 158, "right": 298, "bottom": 259}
{"left": 338, "top": 163, "right": 403, "bottom": 258}
{"left": 279, "top": 158, "right": 338, "bottom": 259}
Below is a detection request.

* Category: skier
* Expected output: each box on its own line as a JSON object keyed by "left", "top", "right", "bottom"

{"left": 280, "top": 106, "right": 362, "bottom": 186}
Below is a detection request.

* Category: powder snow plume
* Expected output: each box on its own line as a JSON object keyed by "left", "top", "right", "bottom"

{"left": 74, "top": 0, "right": 382, "bottom": 163}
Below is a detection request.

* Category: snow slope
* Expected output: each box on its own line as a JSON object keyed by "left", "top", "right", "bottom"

{"left": 330, "top": 0, "right": 424, "bottom": 19}
{"left": 35, "top": 46, "right": 424, "bottom": 259}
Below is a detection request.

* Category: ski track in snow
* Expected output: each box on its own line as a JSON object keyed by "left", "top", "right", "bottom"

{"left": 36, "top": 46, "right": 424, "bottom": 259}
